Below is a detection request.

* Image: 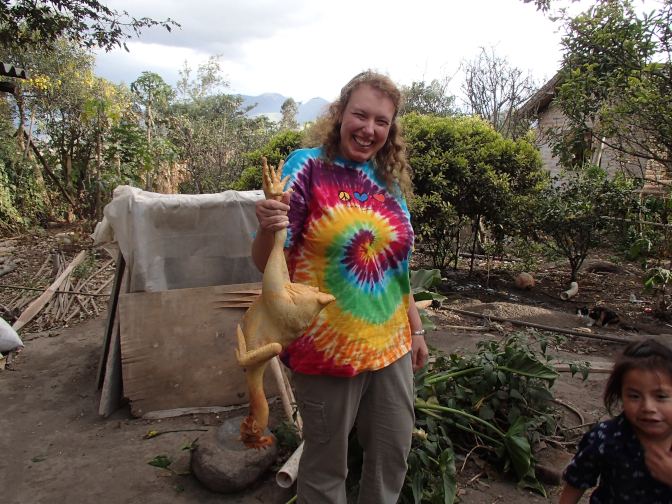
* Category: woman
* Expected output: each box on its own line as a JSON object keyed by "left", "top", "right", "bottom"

{"left": 252, "top": 70, "right": 427, "bottom": 504}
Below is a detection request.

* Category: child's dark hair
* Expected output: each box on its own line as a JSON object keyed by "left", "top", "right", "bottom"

{"left": 604, "top": 338, "right": 672, "bottom": 415}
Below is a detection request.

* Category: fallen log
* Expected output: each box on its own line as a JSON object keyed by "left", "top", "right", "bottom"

{"left": 444, "top": 307, "right": 634, "bottom": 344}
{"left": 441, "top": 325, "right": 492, "bottom": 332}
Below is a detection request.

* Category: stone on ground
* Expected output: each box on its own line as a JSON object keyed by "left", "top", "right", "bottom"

{"left": 192, "top": 416, "right": 278, "bottom": 494}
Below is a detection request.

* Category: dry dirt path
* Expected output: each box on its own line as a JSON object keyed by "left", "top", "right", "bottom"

{"left": 2, "top": 301, "right": 669, "bottom": 504}
{"left": 0, "top": 314, "right": 291, "bottom": 504}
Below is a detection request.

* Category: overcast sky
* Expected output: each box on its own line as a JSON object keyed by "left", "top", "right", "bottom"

{"left": 94, "top": 0, "right": 567, "bottom": 103}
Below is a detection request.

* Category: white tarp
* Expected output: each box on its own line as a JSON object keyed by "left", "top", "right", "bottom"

{"left": 93, "top": 185, "right": 264, "bottom": 293}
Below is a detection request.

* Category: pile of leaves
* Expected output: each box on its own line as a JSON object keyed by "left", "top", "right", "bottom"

{"left": 401, "top": 332, "right": 583, "bottom": 504}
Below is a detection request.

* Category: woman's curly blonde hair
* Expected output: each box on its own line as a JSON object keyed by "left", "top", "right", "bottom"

{"left": 304, "top": 70, "right": 412, "bottom": 197}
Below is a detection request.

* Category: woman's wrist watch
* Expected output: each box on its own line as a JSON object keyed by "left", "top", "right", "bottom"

{"left": 412, "top": 329, "right": 426, "bottom": 337}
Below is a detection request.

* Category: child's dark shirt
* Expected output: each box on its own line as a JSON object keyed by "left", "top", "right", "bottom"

{"left": 563, "top": 412, "right": 672, "bottom": 503}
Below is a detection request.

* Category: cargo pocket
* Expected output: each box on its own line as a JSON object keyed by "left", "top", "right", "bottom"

{"left": 297, "top": 397, "right": 330, "bottom": 444}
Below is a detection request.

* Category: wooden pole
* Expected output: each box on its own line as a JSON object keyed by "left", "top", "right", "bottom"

{"left": 96, "top": 256, "right": 126, "bottom": 390}
{"left": 269, "top": 356, "right": 302, "bottom": 434}
{"left": 444, "top": 307, "right": 634, "bottom": 344}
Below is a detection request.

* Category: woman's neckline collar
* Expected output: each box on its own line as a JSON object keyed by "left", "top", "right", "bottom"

{"left": 334, "top": 154, "right": 370, "bottom": 168}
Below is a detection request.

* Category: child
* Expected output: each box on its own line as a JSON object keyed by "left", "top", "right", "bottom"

{"left": 559, "top": 339, "right": 672, "bottom": 504}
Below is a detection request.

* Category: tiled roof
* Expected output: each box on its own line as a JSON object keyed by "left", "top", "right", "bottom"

{"left": 517, "top": 73, "right": 562, "bottom": 118}
{"left": 0, "top": 63, "right": 29, "bottom": 79}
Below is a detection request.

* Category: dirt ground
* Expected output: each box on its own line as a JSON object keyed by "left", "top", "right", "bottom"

{"left": 2, "top": 228, "right": 672, "bottom": 503}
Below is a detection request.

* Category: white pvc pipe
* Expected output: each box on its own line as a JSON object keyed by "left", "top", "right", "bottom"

{"left": 561, "top": 281, "right": 579, "bottom": 301}
{"left": 276, "top": 441, "right": 304, "bottom": 488}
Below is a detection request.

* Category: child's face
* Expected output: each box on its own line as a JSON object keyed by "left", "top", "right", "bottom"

{"left": 622, "top": 368, "right": 672, "bottom": 444}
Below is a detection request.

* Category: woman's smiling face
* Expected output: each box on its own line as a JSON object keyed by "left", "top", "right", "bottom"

{"left": 337, "top": 84, "right": 396, "bottom": 163}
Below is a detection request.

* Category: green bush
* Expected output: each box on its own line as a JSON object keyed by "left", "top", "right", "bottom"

{"left": 232, "top": 130, "right": 305, "bottom": 191}
{"left": 403, "top": 114, "right": 546, "bottom": 272}
{"left": 525, "top": 166, "right": 640, "bottom": 281}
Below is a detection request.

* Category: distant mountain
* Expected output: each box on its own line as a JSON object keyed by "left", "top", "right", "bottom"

{"left": 240, "top": 93, "right": 288, "bottom": 116}
{"left": 240, "top": 93, "right": 329, "bottom": 125}
{"left": 297, "top": 97, "right": 329, "bottom": 124}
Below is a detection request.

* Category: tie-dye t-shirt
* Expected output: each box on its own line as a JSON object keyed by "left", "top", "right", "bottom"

{"left": 279, "top": 147, "right": 415, "bottom": 377}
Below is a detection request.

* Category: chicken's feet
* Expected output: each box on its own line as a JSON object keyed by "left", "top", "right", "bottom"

{"left": 262, "top": 157, "right": 293, "bottom": 201}
{"left": 239, "top": 417, "right": 274, "bottom": 450}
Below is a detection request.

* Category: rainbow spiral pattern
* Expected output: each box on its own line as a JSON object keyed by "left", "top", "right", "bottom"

{"left": 279, "top": 148, "right": 414, "bottom": 376}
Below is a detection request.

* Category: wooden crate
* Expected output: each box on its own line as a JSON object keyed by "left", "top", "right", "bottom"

{"left": 118, "top": 282, "right": 281, "bottom": 416}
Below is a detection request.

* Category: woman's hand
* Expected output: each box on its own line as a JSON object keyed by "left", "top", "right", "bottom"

{"left": 645, "top": 443, "right": 672, "bottom": 486}
{"left": 255, "top": 191, "right": 291, "bottom": 235}
{"left": 407, "top": 296, "right": 428, "bottom": 371}
{"left": 411, "top": 335, "right": 429, "bottom": 371}
{"left": 252, "top": 191, "right": 291, "bottom": 272}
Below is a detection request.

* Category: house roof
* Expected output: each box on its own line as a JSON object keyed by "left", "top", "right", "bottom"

{"left": 0, "top": 63, "right": 29, "bottom": 79}
{"left": 517, "top": 72, "right": 562, "bottom": 118}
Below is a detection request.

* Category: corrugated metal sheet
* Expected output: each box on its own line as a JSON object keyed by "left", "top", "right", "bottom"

{"left": 0, "top": 63, "right": 28, "bottom": 79}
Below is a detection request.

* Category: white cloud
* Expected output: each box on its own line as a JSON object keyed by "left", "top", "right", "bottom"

{"left": 101, "top": 0, "right": 318, "bottom": 53}
{"left": 95, "top": 0, "right": 566, "bottom": 102}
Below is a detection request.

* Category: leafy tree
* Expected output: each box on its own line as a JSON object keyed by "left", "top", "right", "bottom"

{"left": 176, "top": 55, "right": 228, "bottom": 102}
{"left": 130, "top": 71, "right": 175, "bottom": 190}
{"left": 525, "top": 166, "right": 641, "bottom": 281}
{"left": 0, "top": 97, "right": 32, "bottom": 230}
{"left": 461, "top": 46, "right": 539, "bottom": 139}
{"left": 233, "top": 130, "right": 305, "bottom": 192}
{"left": 0, "top": 0, "right": 178, "bottom": 53}
{"left": 82, "top": 96, "right": 121, "bottom": 219}
{"left": 547, "top": 0, "right": 672, "bottom": 173}
{"left": 2, "top": 39, "right": 133, "bottom": 222}
{"left": 522, "top": 0, "right": 553, "bottom": 10}
{"left": 521, "top": 0, "right": 584, "bottom": 11}
{"left": 168, "top": 58, "right": 276, "bottom": 194}
{"left": 104, "top": 122, "right": 153, "bottom": 187}
{"left": 400, "top": 77, "right": 456, "bottom": 117}
{"left": 403, "top": 114, "right": 547, "bottom": 272}
{"left": 280, "top": 97, "right": 300, "bottom": 131}
{"left": 131, "top": 71, "right": 174, "bottom": 142}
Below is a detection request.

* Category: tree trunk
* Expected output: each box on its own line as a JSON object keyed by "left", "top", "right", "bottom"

{"left": 23, "top": 131, "right": 76, "bottom": 208}
{"left": 96, "top": 130, "right": 101, "bottom": 221}
{"left": 468, "top": 218, "right": 480, "bottom": 278}
{"left": 65, "top": 154, "right": 72, "bottom": 188}
{"left": 453, "top": 224, "right": 461, "bottom": 271}
{"left": 145, "top": 104, "right": 152, "bottom": 191}
{"left": 20, "top": 107, "right": 35, "bottom": 163}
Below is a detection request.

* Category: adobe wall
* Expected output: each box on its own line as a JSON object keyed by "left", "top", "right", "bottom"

{"left": 535, "top": 104, "right": 651, "bottom": 182}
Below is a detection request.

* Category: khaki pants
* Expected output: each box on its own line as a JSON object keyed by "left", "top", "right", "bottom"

{"left": 293, "top": 352, "right": 414, "bottom": 504}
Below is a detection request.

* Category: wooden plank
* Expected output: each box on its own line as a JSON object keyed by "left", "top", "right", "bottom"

{"left": 12, "top": 250, "right": 87, "bottom": 332}
{"left": 554, "top": 361, "right": 613, "bottom": 374}
{"left": 219, "top": 302, "right": 254, "bottom": 308}
{"left": 141, "top": 396, "right": 280, "bottom": 420}
{"left": 118, "top": 282, "right": 282, "bottom": 417}
{"left": 96, "top": 256, "right": 126, "bottom": 390}
{"left": 98, "top": 311, "right": 123, "bottom": 418}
